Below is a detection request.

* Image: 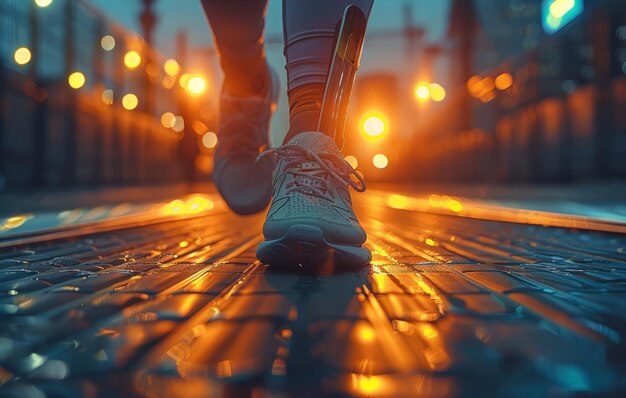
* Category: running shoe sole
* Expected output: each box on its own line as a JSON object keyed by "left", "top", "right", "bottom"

{"left": 256, "top": 224, "right": 370, "bottom": 270}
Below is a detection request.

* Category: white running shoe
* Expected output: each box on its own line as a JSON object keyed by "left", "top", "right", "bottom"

{"left": 256, "top": 131, "right": 370, "bottom": 269}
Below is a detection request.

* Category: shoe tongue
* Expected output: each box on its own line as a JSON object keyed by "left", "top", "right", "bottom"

{"left": 285, "top": 132, "right": 341, "bottom": 158}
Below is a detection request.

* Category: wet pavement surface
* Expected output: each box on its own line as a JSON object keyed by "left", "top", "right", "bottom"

{"left": 0, "top": 188, "right": 625, "bottom": 397}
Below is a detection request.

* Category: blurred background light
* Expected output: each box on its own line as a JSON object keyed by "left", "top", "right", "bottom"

{"left": 372, "top": 153, "right": 389, "bottom": 169}
{"left": 13, "top": 47, "right": 32, "bottom": 65}
{"left": 100, "top": 35, "right": 116, "bottom": 51}
{"left": 185, "top": 75, "right": 207, "bottom": 96}
{"left": 161, "top": 112, "right": 176, "bottom": 128}
{"left": 344, "top": 155, "right": 358, "bottom": 169}
{"left": 172, "top": 116, "right": 185, "bottom": 132}
{"left": 122, "top": 93, "right": 138, "bottom": 110}
{"left": 102, "top": 89, "right": 114, "bottom": 105}
{"left": 429, "top": 83, "right": 446, "bottom": 102}
{"left": 124, "top": 50, "right": 142, "bottom": 69}
{"left": 361, "top": 113, "right": 387, "bottom": 139}
{"left": 35, "top": 0, "right": 53, "bottom": 7}
{"left": 495, "top": 73, "right": 513, "bottom": 90}
{"left": 68, "top": 72, "right": 86, "bottom": 89}
{"left": 163, "top": 59, "right": 180, "bottom": 76}
{"left": 201, "top": 132, "right": 218, "bottom": 149}
{"left": 542, "top": 0, "right": 584, "bottom": 34}
{"left": 414, "top": 82, "right": 430, "bottom": 102}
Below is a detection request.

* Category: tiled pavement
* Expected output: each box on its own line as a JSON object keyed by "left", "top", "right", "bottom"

{"left": 0, "top": 190, "right": 625, "bottom": 397}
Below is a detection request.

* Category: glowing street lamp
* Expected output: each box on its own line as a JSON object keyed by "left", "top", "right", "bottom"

{"left": 360, "top": 113, "right": 387, "bottom": 140}
{"left": 185, "top": 75, "right": 208, "bottom": 96}
{"left": 414, "top": 82, "right": 430, "bottom": 102}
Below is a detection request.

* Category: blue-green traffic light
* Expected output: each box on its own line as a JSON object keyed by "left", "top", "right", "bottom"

{"left": 542, "top": 0, "right": 584, "bottom": 34}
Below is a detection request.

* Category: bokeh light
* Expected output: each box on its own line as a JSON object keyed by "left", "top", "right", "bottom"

{"left": 186, "top": 75, "right": 208, "bottom": 96}
{"left": 495, "top": 73, "right": 513, "bottom": 90}
{"left": 14, "top": 47, "right": 32, "bottom": 65}
{"left": 361, "top": 113, "right": 387, "bottom": 139}
{"left": 100, "top": 35, "right": 116, "bottom": 51}
{"left": 172, "top": 116, "right": 185, "bottom": 132}
{"left": 202, "top": 132, "right": 218, "bottom": 149}
{"left": 122, "top": 94, "right": 138, "bottom": 110}
{"left": 164, "top": 59, "right": 180, "bottom": 76}
{"left": 124, "top": 50, "right": 142, "bottom": 69}
{"left": 161, "top": 112, "right": 176, "bottom": 128}
{"left": 102, "top": 89, "right": 114, "bottom": 105}
{"left": 35, "top": 0, "right": 53, "bottom": 7}
{"left": 344, "top": 155, "right": 358, "bottom": 169}
{"left": 68, "top": 72, "right": 86, "bottom": 89}
{"left": 372, "top": 154, "right": 389, "bottom": 169}
{"left": 414, "top": 82, "right": 430, "bottom": 102}
{"left": 429, "top": 83, "right": 446, "bottom": 102}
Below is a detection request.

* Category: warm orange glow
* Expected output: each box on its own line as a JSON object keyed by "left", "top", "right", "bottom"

{"left": 124, "top": 50, "right": 142, "bottom": 69}
{"left": 14, "top": 47, "right": 32, "bottom": 65}
{"left": 0, "top": 214, "right": 33, "bottom": 231}
{"left": 428, "top": 194, "right": 464, "bottom": 213}
{"left": 185, "top": 75, "right": 208, "bottom": 96}
{"left": 122, "top": 94, "right": 138, "bottom": 110}
{"left": 468, "top": 76, "right": 497, "bottom": 102}
{"left": 350, "top": 374, "right": 384, "bottom": 396}
{"left": 100, "top": 35, "right": 116, "bottom": 51}
{"left": 495, "top": 73, "right": 513, "bottom": 90}
{"left": 68, "top": 72, "right": 86, "bottom": 89}
{"left": 344, "top": 155, "right": 358, "bottom": 169}
{"left": 161, "top": 196, "right": 214, "bottom": 216}
{"left": 195, "top": 154, "right": 213, "bottom": 174}
{"left": 387, "top": 194, "right": 410, "bottom": 209}
{"left": 163, "top": 59, "right": 180, "bottom": 76}
{"left": 359, "top": 326, "right": 375, "bottom": 342}
{"left": 202, "top": 132, "right": 218, "bottom": 149}
{"left": 372, "top": 154, "right": 389, "bottom": 169}
{"left": 102, "top": 89, "right": 114, "bottom": 105}
{"left": 360, "top": 113, "right": 387, "bottom": 139}
{"left": 429, "top": 83, "right": 446, "bottom": 102}
{"left": 178, "top": 73, "right": 191, "bottom": 88}
{"left": 161, "top": 112, "right": 176, "bottom": 128}
{"left": 193, "top": 121, "right": 208, "bottom": 135}
{"left": 425, "top": 238, "right": 439, "bottom": 247}
{"left": 414, "top": 82, "right": 430, "bottom": 101}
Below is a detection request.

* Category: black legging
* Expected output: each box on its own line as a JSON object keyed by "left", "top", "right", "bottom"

{"left": 201, "top": 0, "right": 374, "bottom": 143}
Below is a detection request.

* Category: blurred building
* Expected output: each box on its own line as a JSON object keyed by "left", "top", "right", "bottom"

{"left": 0, "top": 0, "right": 216, "bottom": 190}
{"left": 413, "top": 0, "right": 626, "bottom": 182}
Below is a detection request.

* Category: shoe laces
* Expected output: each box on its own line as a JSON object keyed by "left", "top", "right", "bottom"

{"left": 256, "top": 144, "right": 366, "bottom": 201}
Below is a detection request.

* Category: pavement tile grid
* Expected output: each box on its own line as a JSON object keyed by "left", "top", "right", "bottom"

{"left": 0, "top": 202, "right": 625, "bottom": 397}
